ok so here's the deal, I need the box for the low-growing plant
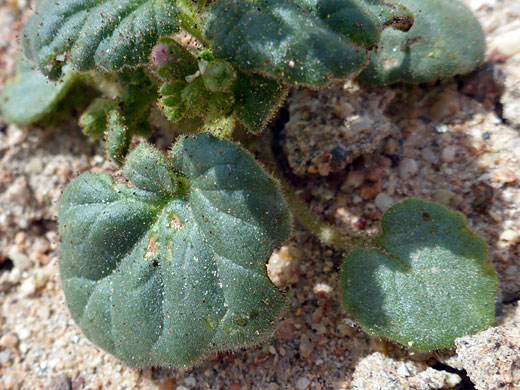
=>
[1,0,497,368]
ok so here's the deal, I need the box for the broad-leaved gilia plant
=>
[0,0,498,368]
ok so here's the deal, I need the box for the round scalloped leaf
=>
[22,0,180,78]
[340,199,497,351]
[0,56,78,125]
[357,0,485,84]
[58,134,291,367]
[204,0,413,86]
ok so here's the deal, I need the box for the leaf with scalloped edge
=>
[23,0,180,78]
[204,0,413,86]
[357,0,485,84]
[0,56,78,125]
[58,134,291,367]
[340,199,497,351]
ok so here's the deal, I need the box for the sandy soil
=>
[0,0,519,389]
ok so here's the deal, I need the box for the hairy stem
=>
[251,131,373,253]
[177,0,208,45]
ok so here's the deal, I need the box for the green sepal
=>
[202,60,237,93]
[0,55,78,125]
[357,0,486,84]
[201,114,236,139]
[58,133,291,368]
[182,77,212,117]
[159,80,188,123]
[153,38,199,80]
[23,0,180,78]
[79,98,117,139]
[105,108,130,166]
[340,199,498,351]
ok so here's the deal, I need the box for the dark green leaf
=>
[340,199,497,351]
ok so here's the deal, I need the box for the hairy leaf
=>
[23,0,180,78]
[0,56,78,125]
[205,0,413,86]
[340,199,497,351]
[58,134,291,367]
[232,71,287,133]
[357,0,485,84]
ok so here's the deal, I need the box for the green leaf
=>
[232,72,288,134]
[58,134,291,367]
[340,199,497,351]
[204,0,413,86]
[0,56,78,125]
[79,98,117,139]
[23,0,180,78]
[357,0,486,84]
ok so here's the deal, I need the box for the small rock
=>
[299,333,315,358]
[333,102,354,118]
[433,189,463,208]
[397,364,411,377]
[0,333,19,349]
[399,158,418,179]
[295,377,311,389]
[374,193,394,212]
[267,244,301,287]
[20,278,36,297]
[360,181,382,200]
[8,247,31,272]
[26,157,44,174]
[341,171,365,192]
[491,27,520,58]
[500,229,520,243]
[49,374,72,390]
[0,349,11,366]
[492,168,518,184]
[5,176,31,202]
[7,126,26,146]
[441,145,457,163]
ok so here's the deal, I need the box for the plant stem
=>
[177,0,208,45]
[251,132,373,253]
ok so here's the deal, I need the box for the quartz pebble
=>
[398,158,418,179]
[374,193,394,212]
[441,145,457,163]
[0,333,19,349]
[295,377,311,389]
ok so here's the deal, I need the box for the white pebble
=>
[0,333,19,348]
[441,145,457,163]
[500,229,520,243]
[26,157,44,174]
[8,247,32,272]
[17,328,31,341]
[296,376,311,389]
[20,279,36,297]
[349,118,371,132]
[397,364,410,377]
[492,27,520,58]
[399,158,418,179]
[0,349,11,365]
[374,193,394,212]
